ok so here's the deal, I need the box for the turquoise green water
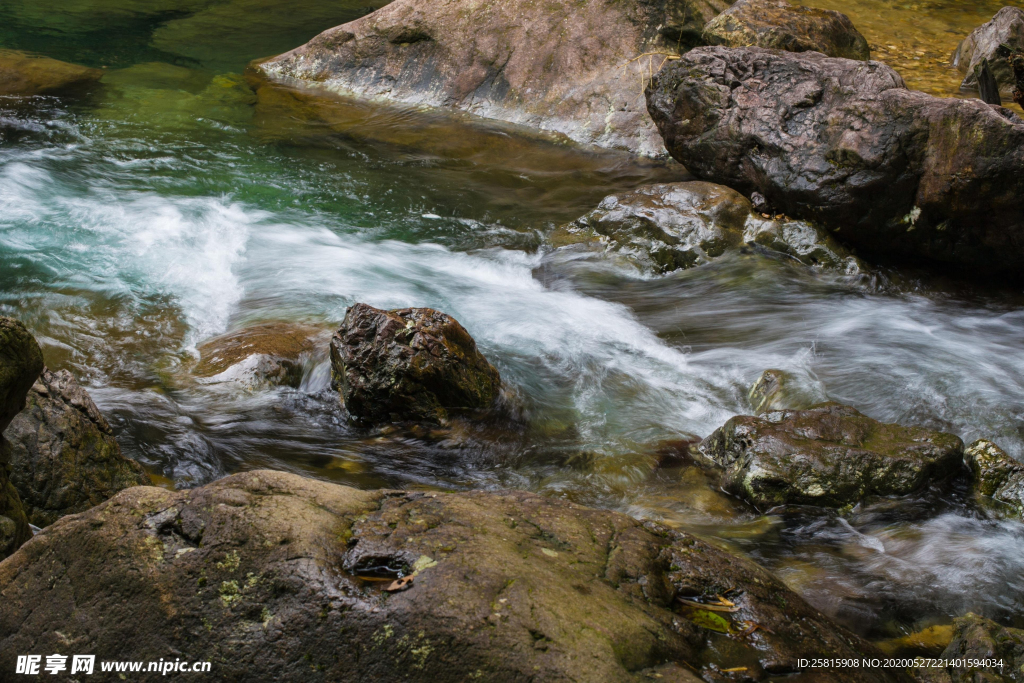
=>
[2,0,1024,644]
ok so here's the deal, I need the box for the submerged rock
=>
[551,181,860,274]
[0,470,905,682]
[646,47,1024,277]
[251,0,734,157]
[696,403,964,508]
[940,613,1024,683]
[964,439,1024,517]
[5,368,150,528]
[0,49,102,97]
[703,0,869,60]
[330,304,502,426]
[747,369,826,414]
[0,318,43,559]
[194,322,326,390]
[953,7,1024,98]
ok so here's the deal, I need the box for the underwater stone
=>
[703,0,870,60]
[0,49,102,97]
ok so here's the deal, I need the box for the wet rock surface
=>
[747,369,826,414]
[0,470,906,682]
[703,0,870,60]
[194,322,327,389]
[551,181,860,274]
[5,368,150,528]
[953,7,1024,98]
[939,613,1024,683]
[696,403,964,509]
[0,49,102,97]
[646,47,1024,277]
[0,318,43,560]
[252,0,734,157]
[330,304,502,426]
[964,439,1024,517]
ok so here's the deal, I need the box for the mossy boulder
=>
[964,439,1024,517]
[551,181,860,275]
[5,368,150,528]
[194,322,327,390]
[696,403,964,508]
[330,304,502,426]
[0,49,102,97]
[0,470,907,682]
[0,318,44,559]
[939,613,1024,683]
[703,0,870,60]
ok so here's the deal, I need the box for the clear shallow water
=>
[2,0,1024,644]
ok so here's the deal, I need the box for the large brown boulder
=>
[0,470,907,682]
[646,47,1024,277]
[0,49,102,97]
[5,368,150,528]
[330,304,502,426]
[551,181,860,274]
[953,7,1024,99]
[251,0,733,157]
[696,403,964,508]
[0,318,43,559]
[703,0,869,60]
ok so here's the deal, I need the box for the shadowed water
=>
[2,0,1023,645]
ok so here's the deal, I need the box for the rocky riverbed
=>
[1,0,1023,681]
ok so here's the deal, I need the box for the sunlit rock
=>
[0,49,102,97]
[953,7,1024,98]
[194,322,327,390]
[251,0,736,157]
[703,0,870,60]
[0,318,43,559]
[0,470,904,681]
[5,368,150,527]
[647,47,1024,278]
[696,402,964,508]
[551,181,860,274]
[330,304,502,426]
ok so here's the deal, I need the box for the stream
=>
[2,0,1023,645]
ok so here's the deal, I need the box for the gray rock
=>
[0,318,41,559]
[251,0,734,157]
[0,470,906,682]
[551,181,860,274]
[953,7,1024,98]
[703,0,870,60]
[696,402,964,508]
[5,368,150,527]
[646,47,1024,277]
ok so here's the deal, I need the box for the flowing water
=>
[2,0,1023,647]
